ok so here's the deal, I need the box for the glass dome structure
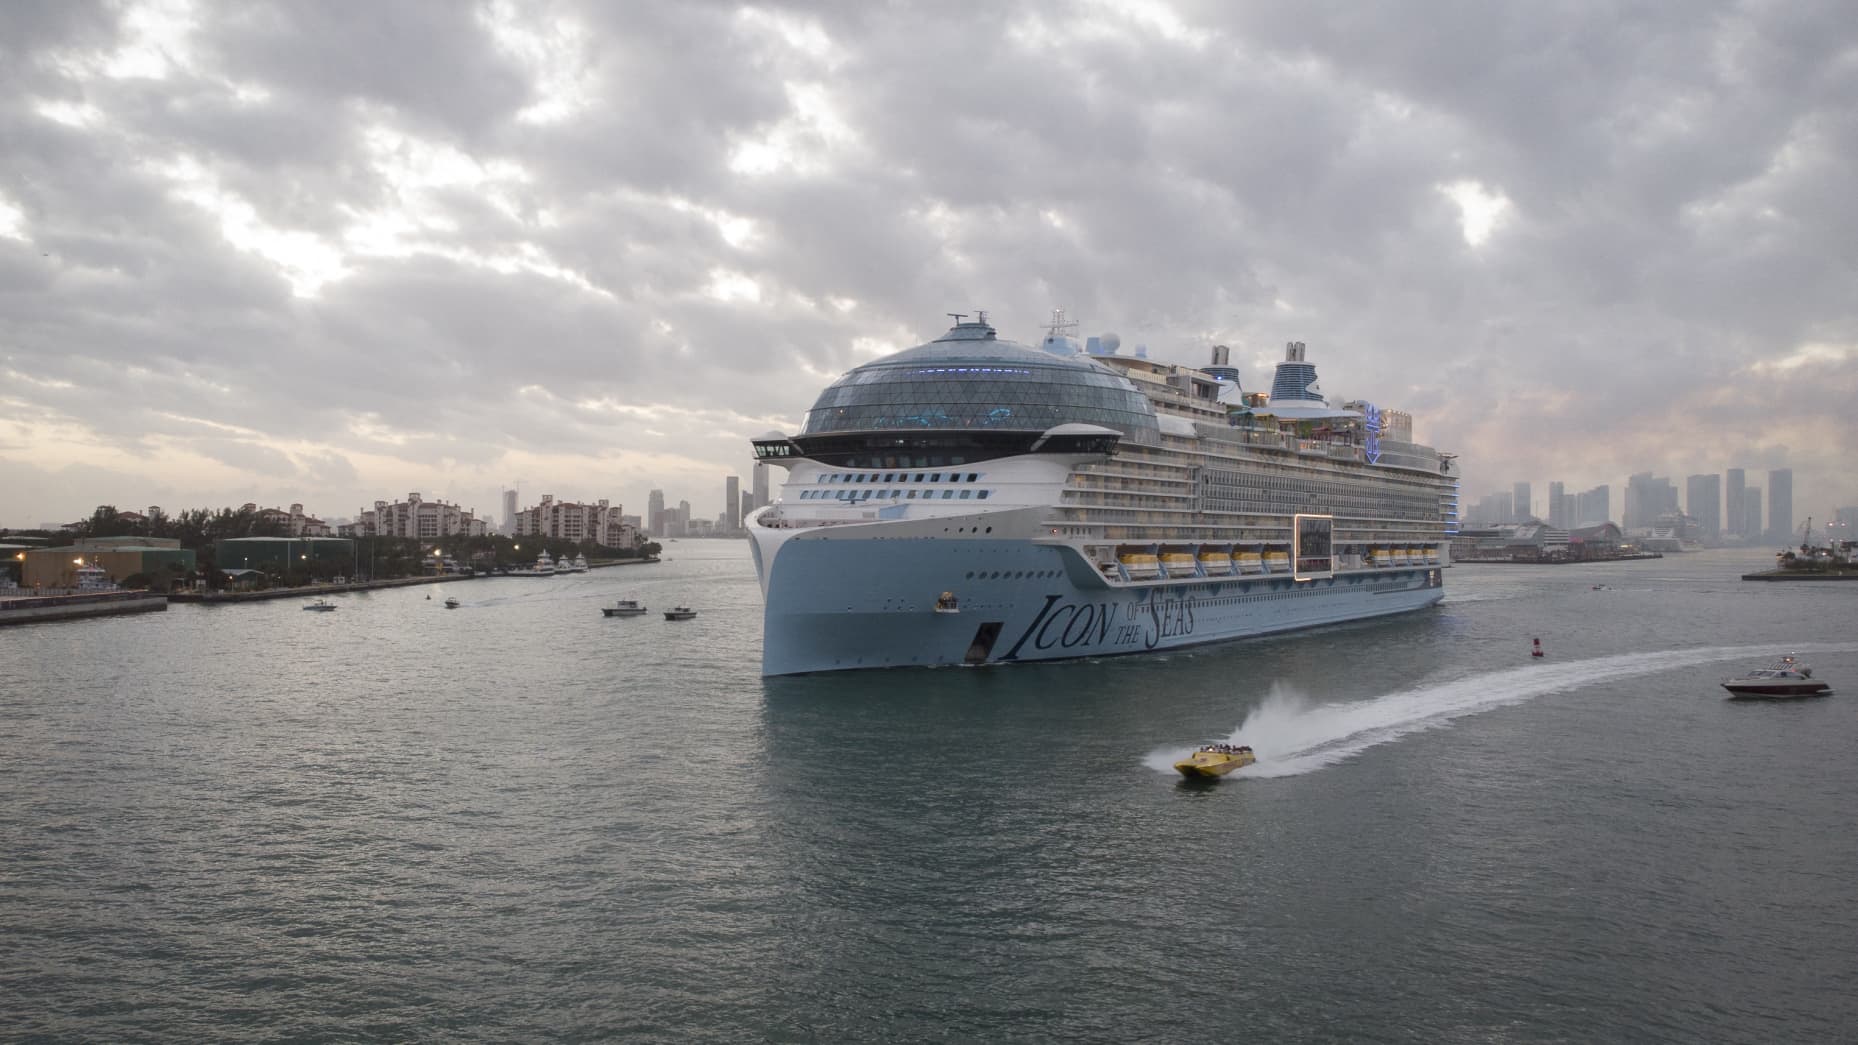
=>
[800,321,1160,444]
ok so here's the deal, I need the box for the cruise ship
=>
[746,313,1460,676]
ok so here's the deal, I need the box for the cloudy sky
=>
[3,0,1854,531]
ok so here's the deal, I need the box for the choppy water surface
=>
[3,547,1856,1042]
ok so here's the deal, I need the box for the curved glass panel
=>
[802,328,1160,444]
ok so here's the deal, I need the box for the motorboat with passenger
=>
[664,606,697,621]
[1721,655,1831,699]
[1174,743,1256,778]
[443,597,460,609]
[303,598,336,612]
[603,599,648,617]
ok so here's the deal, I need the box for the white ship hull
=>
[751,506,1444,675]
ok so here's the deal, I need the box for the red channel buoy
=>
[1531,637,1544,659]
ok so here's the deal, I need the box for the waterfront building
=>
[216,536,356,574]
[1686,474,1721,542]
[1743,487,1762,542]
[502,489,519,535]
[1548,482,1567,528]
[1568,522,1625,559]
[20,537,197,591]
[1450,524,1570,562]
[1512,482,1532,523]
[511,496,638,547]
[1768,469,1793,544]
[648,489,666,537]
[1726,468,1746,537]
[725,476,741,532]
[341,493,487,538]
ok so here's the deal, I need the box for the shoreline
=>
[1452,553,1665,565]
[0,590,168,626]
[169,556,661,603]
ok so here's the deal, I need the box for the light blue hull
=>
[757,537,1443,676]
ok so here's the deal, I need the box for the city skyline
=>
[1469,465,1840,545]
[4,3,1855,527]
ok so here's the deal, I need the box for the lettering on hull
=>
[999,594,1197,661]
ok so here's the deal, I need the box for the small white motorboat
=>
[1721,655,1831,699]
[603,599,648,617]
[303,598,336,612]
[663,606,697,621]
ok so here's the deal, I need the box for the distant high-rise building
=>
[1548,482,1566,527]
[648,489,666,537]
[1725,468,1746,537]
[752,462,770,512]
[1469,490,1513,528]
[1768,468,1793,544]
[1625,473,1678,531]
[1575,484,1611,527]
[677,499,692,538]
[725,475,741,530]
[1685,474,1721,542]
[501,489,518,535]
[1512,482,1532,523]
[1743,487,1762,543]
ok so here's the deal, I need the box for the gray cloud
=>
[1,0,1854,530]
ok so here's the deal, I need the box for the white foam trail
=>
[1146,643,1857,779]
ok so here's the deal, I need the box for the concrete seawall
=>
[0,591,169,626]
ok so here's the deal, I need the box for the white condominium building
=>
[342,492,488,538]
[511,495,639,547]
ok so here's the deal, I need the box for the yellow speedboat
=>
[1173,744,1256,778]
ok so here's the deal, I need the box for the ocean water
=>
[3,545,1855,1042]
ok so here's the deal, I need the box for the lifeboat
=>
[1118,551,1162,580]
[1263,549,1290,573]
[1198,549,1234,576]
[1174,743,1256,778]
[1161,551,1199,578]
[1392,547,1411,566]
[1373,547,1392,567]
[1234,550,1264,574]
[1424,546,1441,565]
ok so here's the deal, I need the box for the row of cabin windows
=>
[822,471,983,484]
[799,489,993,502]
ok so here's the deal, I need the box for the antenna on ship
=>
[1046,308,1078,337]
[975,309,989,327]
[947,312,968,325]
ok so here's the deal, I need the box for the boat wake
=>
[1146,643,1857,779]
